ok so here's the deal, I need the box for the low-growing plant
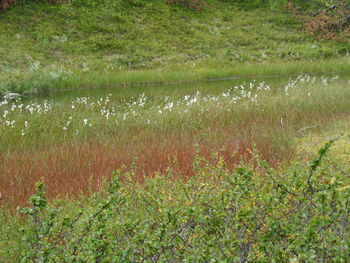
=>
[0,0,62,10]
[166,0,206,10]
[5,139,349,262]
[219,0,329,10]
[288,2,350,41]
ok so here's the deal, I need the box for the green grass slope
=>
[0,0,349,94]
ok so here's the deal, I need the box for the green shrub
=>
[7,139,350,262]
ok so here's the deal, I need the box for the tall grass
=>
[1,57,350,96]
[1,75,349,208]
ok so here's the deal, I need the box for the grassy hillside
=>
[0,0,349,94]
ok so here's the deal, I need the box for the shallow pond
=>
[25,74,325,104]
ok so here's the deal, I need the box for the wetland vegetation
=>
[1,0,350,262]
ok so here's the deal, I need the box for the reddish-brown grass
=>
[2,99,342,211]
[0,128,283,210]
[6,90,342,210]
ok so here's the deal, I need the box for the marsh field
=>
[1,0,350,262]
[0,74,349,207]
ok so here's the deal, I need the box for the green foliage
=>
[166,0,206,11]
[5,140,350,262]
[1,0,349,95]
[218,0,331,10]
[2,0,335,11]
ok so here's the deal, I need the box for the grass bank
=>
[1,57,350,95]
[1,0,349,95]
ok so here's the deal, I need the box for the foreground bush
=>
[2,139,350,262]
